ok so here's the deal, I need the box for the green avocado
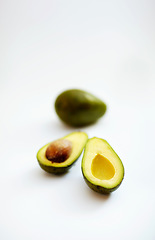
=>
[55,89,107,127]
[37,132,88,174]
[81,137,125,194]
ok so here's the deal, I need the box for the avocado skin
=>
[38,160,75,174]
[82,171,124,194]
[55,89,107,127]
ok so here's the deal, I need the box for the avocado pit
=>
[46,139,72,163]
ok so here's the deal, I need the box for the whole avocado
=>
[55,89,107,127]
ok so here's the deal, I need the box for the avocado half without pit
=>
[37,132,88,174]
[81,137,125,194]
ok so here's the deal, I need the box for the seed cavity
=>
[91,154,115,180]
[46,139,72,163]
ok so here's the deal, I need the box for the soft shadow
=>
[44,118,98,135]
[59,119,101,130]
[84,184,111,201]
[61,178,111,214]
[41,170,68,179]
[78,178,111,203]
[27,167,68,182]
[27,168,111,214]
[45,119,75,133]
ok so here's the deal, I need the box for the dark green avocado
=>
[55,89,107,127]
[37,132,88,174]
[81,137,124,194]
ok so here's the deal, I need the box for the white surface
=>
[0,0,155,240]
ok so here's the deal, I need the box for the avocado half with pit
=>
[81,137,125,194]
[55,89,107,127]
[37,132,88,174]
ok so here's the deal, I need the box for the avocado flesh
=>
[55,89,107,127]
[37,132,88,174]
[82,137,124,194]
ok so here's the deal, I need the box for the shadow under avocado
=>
[85,183,111,201]
[41,169,68,178]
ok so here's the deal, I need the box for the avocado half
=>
[81,137,125,194]
[55,89,107,127]
[37,132,88,174]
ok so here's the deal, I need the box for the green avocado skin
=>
[55,89,107,127]
[81,171,124,194]
[38,161,74,174]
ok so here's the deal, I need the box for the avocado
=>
[55,89,107,127]
[81,137,124,194]
[37,132,88,174]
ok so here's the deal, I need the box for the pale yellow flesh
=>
[37,132,88,167]
[82,138,124,189]
[91,154,115,180]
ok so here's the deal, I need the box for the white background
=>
[0,0,155,239]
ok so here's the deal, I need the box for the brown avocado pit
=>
[37,131,88,174]
[45,139,72,163]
